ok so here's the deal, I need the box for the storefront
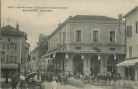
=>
[1,64,19,78]
[45,52,125,76]
[117,58,138,81]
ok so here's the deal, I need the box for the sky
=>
[1,0,138,51]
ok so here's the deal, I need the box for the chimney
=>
[16,22,19,31]
[118,14,123,20]
[69,16,72,18]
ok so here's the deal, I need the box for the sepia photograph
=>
[0,0,138,89]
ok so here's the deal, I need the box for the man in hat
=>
[11,73,19,89]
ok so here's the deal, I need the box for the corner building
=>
[46,15,126,75]
[0,24,29,76]
[117,6,138,81]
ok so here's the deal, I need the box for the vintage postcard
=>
[0,0,138,89]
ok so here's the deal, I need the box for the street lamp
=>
[53,53,55,58]
[98,55,101,60]
[65,53,68,59]
[114,54,117,61]
[81,55,84,60]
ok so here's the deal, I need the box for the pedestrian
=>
[18,72,28,89]
[118,74,121,80]
[61,74,64,85]
[42,80,47,89]
[5,73,9,84]
[51,78,58,89]
[11,73,19,89]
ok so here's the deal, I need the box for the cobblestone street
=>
[41,82,107,89]
[1,81,108,89]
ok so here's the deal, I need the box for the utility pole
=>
[0,0,2,88]
[0,0,1,28]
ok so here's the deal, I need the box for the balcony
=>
[47,42,126,54]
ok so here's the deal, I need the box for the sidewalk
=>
[42,81,107,89]
[84,85,109,89]
[0,81,108,89]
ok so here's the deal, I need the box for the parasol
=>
[26,72,37,79]
[26,72,37,85]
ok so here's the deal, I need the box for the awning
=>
[1,64,18,69]
[117,59,138,67]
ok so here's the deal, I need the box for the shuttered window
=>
[127,25,132,37]
[110,31,115,43]
[129,46,132,58]
[93,31,99,42]
[76,30,81,41]
[136,21,138,34]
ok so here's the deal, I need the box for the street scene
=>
[0,0,138,89]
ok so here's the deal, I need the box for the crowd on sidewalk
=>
[1,71,138,89]
[1,71,69,89]
[67,72,138,89]
[1,71,28,89]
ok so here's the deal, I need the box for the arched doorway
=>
[107,56,116,76]
[73,55,83,75]
[90,55,100,75]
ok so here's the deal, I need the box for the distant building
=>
[24,42,30,73]
[45,15,126,75]
[0,23,30,77]
[29,34,48,72]
[39,57,53,74]
[117,6,138,81]
[37,34,49,57]
[29,47,39,71]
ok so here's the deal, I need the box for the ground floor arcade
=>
[49,52,125,76]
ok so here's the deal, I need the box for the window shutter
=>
[136,21,138,34]
[127,25,132,37]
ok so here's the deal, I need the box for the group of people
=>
[10,72,27,89]
[42,72,70,85]
[70,72,122,86]
[10,71,122,89]
[10,71,61,89]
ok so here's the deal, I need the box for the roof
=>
[117,58,138,67]
[67,15,118,21]
[31,47,39,53]
[123,6,138,18]
[117,57,138,67]
[1,25,25,37]
[48,15,118,40]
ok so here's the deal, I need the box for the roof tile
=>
[68,15,118,21]
[1,25,25,37]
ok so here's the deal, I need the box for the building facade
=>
[117,6,138,81]
[29,47,39,71]
[24,42,30,73]
[45,15,126,76]
[0,24,29,77]
[39,57,53,74]
[29,34,48,72]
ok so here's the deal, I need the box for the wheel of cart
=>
[27,81,43,89]
[26,72,43,89]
